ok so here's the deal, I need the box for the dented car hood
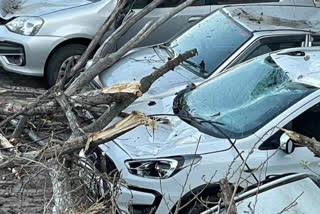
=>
[109,47,320,159]
[99,46,201,97]
[111,94,231,159]
[0,0,99,19]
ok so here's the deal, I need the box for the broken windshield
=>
[169,11,251,77]
[181,55,317,139]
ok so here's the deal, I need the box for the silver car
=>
[0,0,318,86]
[97,5,320,97]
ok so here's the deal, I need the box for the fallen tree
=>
[0,0,197,212]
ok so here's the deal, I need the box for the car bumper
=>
[0,25,63,76]
[98,143,184,214]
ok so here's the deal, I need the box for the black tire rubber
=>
[45,43,87,86]
[177,195,219,214]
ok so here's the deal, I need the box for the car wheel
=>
[45,43,87,86]
[177,194,219,214]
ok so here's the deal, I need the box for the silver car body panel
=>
[0,1,318,77]
[117,0,317,47]
[0,0,115,76]
[0,0,99,19]
[224,5,320,32]
[99,31,314,96]
[99,46,202,96]
[99,5,320,95]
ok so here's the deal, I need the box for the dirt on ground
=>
[0,69,48,89]
[0,69,52,213]
[0,168,52,214]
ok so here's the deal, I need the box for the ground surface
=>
[0,69,48,89]
[0,69,52,213]
[0,168,52,214]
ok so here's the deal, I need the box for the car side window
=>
[204,0,280,5]
[311,35,320,47]
[228,35,305,68]
[132,0,151,9]
[259,102,320,150]
[132,0,204,9]
[245,42,302,61]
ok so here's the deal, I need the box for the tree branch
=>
[280,128,320,157]
[219,179,237,214]
[67,0,129,79]
[66,0,195,95]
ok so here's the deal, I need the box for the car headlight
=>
[6,17,44,36]
[125,155,201,179]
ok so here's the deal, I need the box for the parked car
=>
[0,1,319,86]
[201,173,320,214]
[95,5,320,96]
[85,47,320,214]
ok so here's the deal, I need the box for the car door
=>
[116,0,211,48]
[235,34,307,65]
[311,34,320,47]
[257,96,320,176]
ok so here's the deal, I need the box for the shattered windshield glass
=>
[169,11,251,77]
[181,55,317,139]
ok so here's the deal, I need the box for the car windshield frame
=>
[166,10,252,78]
[175,55,318,139]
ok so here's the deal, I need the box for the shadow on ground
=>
[0,69,49,89]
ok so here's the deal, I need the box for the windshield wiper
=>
[184,59,207,74]
[158,44,175,57]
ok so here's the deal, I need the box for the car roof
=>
[270,47,320,88]
[223,5,320,33]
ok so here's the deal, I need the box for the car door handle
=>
[188,16,203,23]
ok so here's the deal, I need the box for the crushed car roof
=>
[271,47,320,88]
[224,5,320,32]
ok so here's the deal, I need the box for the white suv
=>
[86,47,320,214]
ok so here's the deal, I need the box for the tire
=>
[45,43,87,86]
[177,195,219,214]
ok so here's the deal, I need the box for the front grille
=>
[0,41,25,65]
[0,41,24,55]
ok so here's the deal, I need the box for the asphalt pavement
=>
[0,68,48,88]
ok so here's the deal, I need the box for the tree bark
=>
[66,0,196,95]
[219,179,237,214]
[280,128,320,157]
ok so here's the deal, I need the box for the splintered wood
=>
[85,111,156,151]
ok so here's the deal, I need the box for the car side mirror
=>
[280,133,295,154]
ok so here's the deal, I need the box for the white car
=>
[96,5,320,96]
[202,173,320,214]
[86,47,320,214]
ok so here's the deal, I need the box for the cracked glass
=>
[182,55,317,138]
